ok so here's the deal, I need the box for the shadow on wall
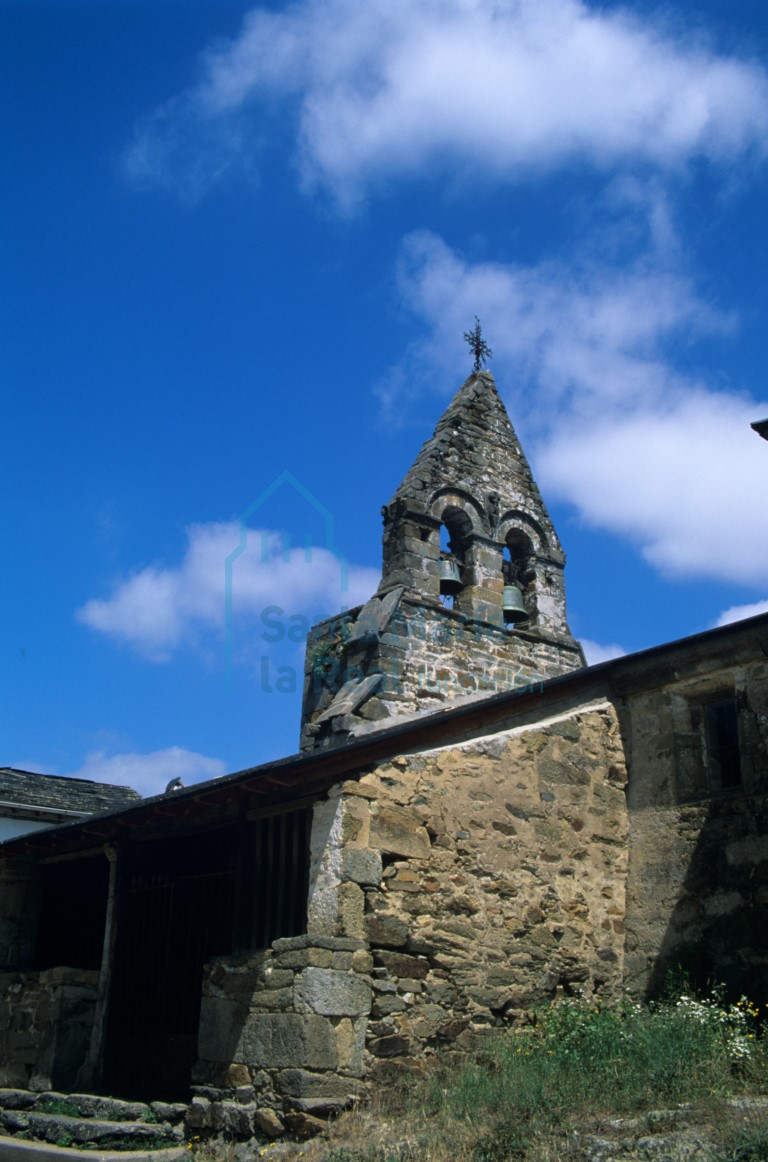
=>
[639,791,768,1005]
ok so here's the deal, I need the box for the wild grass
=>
[192,987,768,1161]
[437,991,763,1151]
[36,1096,81,1118]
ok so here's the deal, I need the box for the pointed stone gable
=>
[380,371,562,604]
[391,371,556,548]
[301,370,584,750]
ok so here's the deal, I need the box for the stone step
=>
[0,1089,188,1154]
[0,1139,186,1162]
[0,1089,187,1125]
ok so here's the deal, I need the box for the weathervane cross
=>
[464,316,493,373]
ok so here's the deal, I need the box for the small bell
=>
[503,583,528,624]
[439,557,463,596]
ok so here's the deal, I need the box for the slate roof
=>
[0,768,140,816]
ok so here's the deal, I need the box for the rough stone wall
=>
[301,597,583,750]
[0,967,98,1091]
[308,701,629,1076]
[623,656,768,1000]
[194,700,628,1120]
[626,796,768,1002]
[192,935,372,1137]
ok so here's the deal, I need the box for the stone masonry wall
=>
[308,701,628,1078]
[0,968,98,1091]
[623,655,768,1001]
[369,599,583,716]
[626,795,768,1003]
[301,597,583,749]
[193,700,628,1127]
[192,935,372,1139]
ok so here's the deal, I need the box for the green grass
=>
[449,1001,740,1113]
[37,1097,80,1118]
[412,990,766,1160]
[96,1132,179,1151]
[722,1122,768,1162]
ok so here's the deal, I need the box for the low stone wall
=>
[191,935,372,1138]
[0,967,98,1091]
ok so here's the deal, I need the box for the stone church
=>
[0,369,766,1138]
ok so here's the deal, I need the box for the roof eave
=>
[3,610,768,860]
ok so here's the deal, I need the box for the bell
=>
[503,583,528,624]
[439,558,463,596]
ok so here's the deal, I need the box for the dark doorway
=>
[37,854,109,972]
[103,809,311,1100]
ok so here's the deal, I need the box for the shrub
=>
[723,1121,768,1161]
[427,987,765,1160]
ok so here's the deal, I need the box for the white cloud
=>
[387,230,768,589]
[78,520,379,660]
[581,639,627,665]
[65,747,228,799]
[716,599,768,627]
[124,0,768,205]
[539,393,768,585]
[123,92,261,202]
[387,227,731,425]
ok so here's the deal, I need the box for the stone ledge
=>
[38,969,98,988]
[271,935,366,953]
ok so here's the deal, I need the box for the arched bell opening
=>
[439,506,472,610]
[502,531,536,626]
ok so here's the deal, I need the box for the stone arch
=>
[428,488,486,536]
[496,511,548,554]
[503,529,536,588]
[504,527,535,562]
[438,504,473,558]
[500,518,545,627]
[435,504,475,611]
[428,492,487,612]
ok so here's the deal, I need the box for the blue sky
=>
[3,0,768,797]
